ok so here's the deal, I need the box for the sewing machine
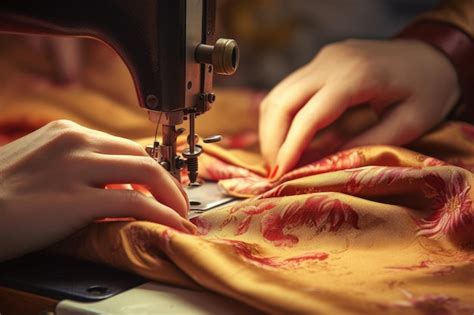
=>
[0,0,239,184]
[0,1,252,314]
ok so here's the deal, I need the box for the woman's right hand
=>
[0,120,194,261]
[259,39,460,178]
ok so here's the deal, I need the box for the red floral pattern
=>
[385,260,432,271]
[261,195,359,247]
[255,183,291,199]
[279,149,364,183]
[220,201,277,235]
[385,260,456,276]
[387,290,474,315]
[190,217,212,236]
[217,149,364,196]
[219,240,328,268]
[416,171,473,238]
[344,166,416,194]
[219,176,272,197]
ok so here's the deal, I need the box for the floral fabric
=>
[1,37,473,314]
[51,122,474,315]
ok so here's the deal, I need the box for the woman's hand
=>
[259,39,460,177]
[0,120,193,261]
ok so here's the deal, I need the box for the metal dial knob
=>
[195,38,240,75]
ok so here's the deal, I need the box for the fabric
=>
[1,38,474,314]
[52,122,474,315]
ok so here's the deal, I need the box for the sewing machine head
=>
[0,0,239,184]
[142,0,240,184]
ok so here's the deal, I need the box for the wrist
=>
[395,20,474,123]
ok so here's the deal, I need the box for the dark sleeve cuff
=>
[395,20,474,123]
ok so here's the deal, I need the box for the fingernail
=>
[269,164,279,180]
[180,219,198,235]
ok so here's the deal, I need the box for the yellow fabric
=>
[55,126,474,315]
[1,37,473,314]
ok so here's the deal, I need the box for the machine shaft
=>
[160,125,180,180]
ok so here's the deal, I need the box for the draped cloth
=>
[53,122,474,315]
[1,37,473,314]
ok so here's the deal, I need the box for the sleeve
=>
[395,0,474,123]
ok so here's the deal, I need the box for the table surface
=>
[57,282,260,314]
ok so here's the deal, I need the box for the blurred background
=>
[0,0,440,141]
[215,0,439,89]
[0,0,440,94]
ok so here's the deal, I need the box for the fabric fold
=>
[53,122,474,314]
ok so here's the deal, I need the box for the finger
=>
[49,120,148,156]
[83,155,188,217]
[169,175,190,215]
[273,86,352,177]
[263,63,314,101]
[76,124,148,156]
[259,75,324,167]
[90,189,196,234]
[259,64,317,165]
[87,133,148,156]
[341,100,424,149]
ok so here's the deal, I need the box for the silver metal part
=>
[147,111,185,182]
[186,182,236,219]
[145,143,160,160]
[182,112,202,184]
[189,112,196,152]
[160,125,182,180]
